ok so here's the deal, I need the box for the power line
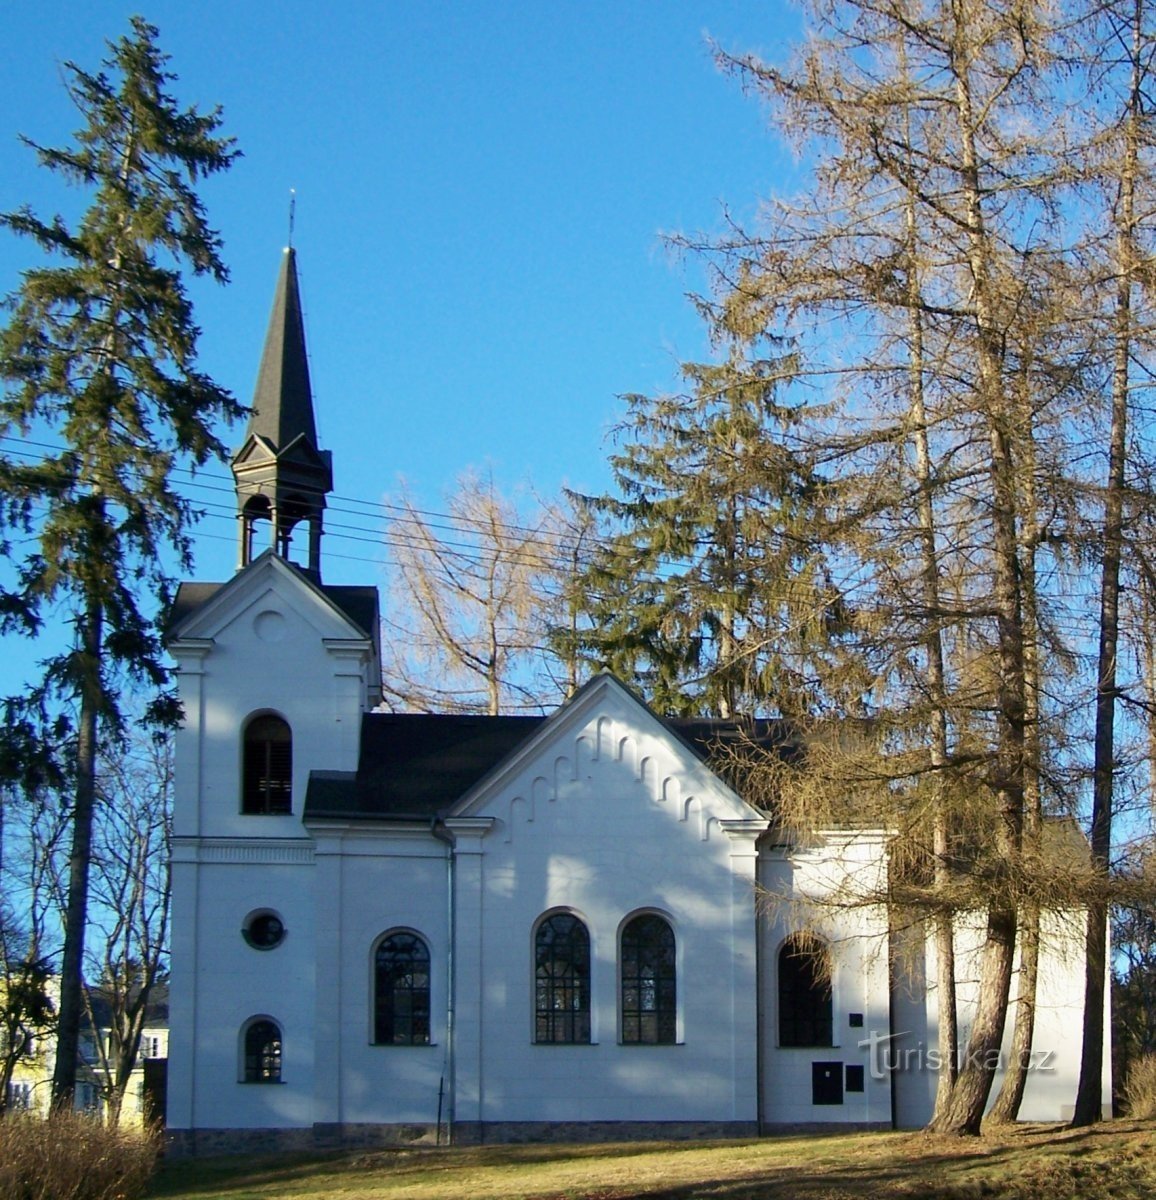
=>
[0,433,706,579]
[0,434,595,566]
[3,434,1114,627]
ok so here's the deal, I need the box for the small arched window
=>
[620,913,676,1044]
[242,714,292,814]
[778,934,833,1047]
[535,912,591,1044]
[374,932,431,1045]
[243,1018,282,1082]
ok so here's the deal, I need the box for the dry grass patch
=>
[1122,1054,1156,1119]
[149,1121,1156,1200]
[0,1110,159,1200]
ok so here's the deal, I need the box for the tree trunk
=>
[988,901,1039,1124]
[1073,0,1140,1129]
[52,597,103,1110]
[989,345,1046,1126]
[929,907,1018,1134]
[930,3,1026,1132]
[900,106,961,1114]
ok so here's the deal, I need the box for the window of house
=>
[620,913,676,1044]
[243,909,287,950]
[778,934,833,1047]
[374,932,431,1045]
[242,715,292,814]
[535,912,591,1044]
[243,1019,282,1082]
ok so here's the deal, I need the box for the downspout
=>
[430,817,455,1142]
[754,833,766,1135]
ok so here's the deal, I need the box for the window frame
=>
[619,911,677,1045]
[372,929,432,1046]
[777,933,834,1048]
[242,908,287,950]
[241,1017,283,1083]
[533,910,592,1045]
[241,712,293,815]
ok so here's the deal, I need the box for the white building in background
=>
[164,249,1109,1154]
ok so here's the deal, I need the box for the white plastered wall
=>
[944,910,1108,1123]
[453,676,768,1127]
[167,559,375,1133]
[308,825,450,1129]
[757,832,894,1127]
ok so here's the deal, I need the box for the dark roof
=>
[303,707,794,823]
[315,584,380,640]
[245,247,317,450]
[305,713,546,820]
[87,980,169,1029]
[167,582,225,632]
[669,716,795,762]
[166,572,380,640]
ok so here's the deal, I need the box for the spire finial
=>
[287,189,296,250]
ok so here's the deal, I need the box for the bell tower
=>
[232,247,333,577]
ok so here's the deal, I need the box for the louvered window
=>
[242,715,292,814]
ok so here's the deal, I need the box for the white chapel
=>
[164,250,1107,1152]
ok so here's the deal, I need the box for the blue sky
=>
[0,1,800,687]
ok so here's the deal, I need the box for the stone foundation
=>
[166,1122,440,1157]
[166,1127,319,1157]
[760,1121,891,1135]
[452,1119,759,1145]
[166,1119,763,1156]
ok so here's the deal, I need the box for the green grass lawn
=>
[148,1121,1156,1200]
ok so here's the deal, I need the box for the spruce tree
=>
[0,17,241,1105]
[569,336,848,720]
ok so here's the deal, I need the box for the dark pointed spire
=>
[246,246,317,450]
[233,247,333,577]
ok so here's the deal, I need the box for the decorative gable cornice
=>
[450,672,768,841]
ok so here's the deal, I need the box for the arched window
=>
[239,494,272,567]
[778,934,833,1047]
[535,912,591,1044]
[620,913,676,1044]
[243,1018,282,1082]
[374,932,431,1045]
[242,714,292,814]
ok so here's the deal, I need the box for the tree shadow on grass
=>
[149,1123,1156,1200]
[521,1124,1156,1200]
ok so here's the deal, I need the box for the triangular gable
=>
[232,431,330,474]
[274,432,330,471]
[230,433,278,468]
[167,550,370,646]
[449,672,766,836]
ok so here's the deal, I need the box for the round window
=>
[243,910,286,950]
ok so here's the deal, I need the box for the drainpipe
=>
[430,817,455,1142]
